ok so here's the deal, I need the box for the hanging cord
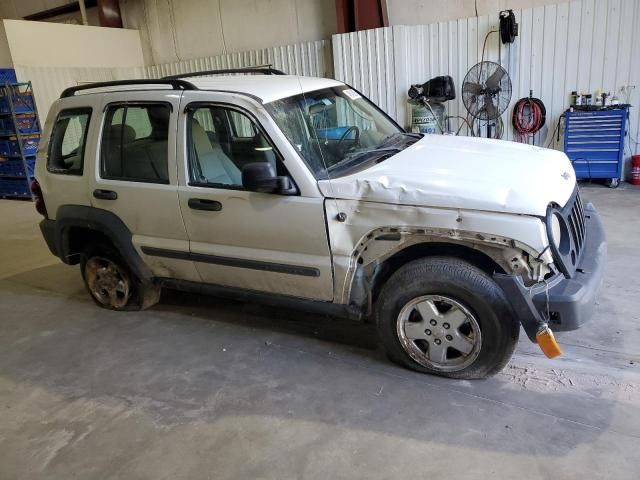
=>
[450,115,473,135]
[480,30,498,65]
[512,97,545,143]
[420,98,446,134]
[545,114,564,149]
[477,31,498,87]
[471,116,503,139]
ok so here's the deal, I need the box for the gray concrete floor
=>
[1,184,639,479]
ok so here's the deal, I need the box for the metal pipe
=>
[78,0,89,25]
[97,0,123,28]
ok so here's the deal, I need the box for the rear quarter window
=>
[47,108,92,175]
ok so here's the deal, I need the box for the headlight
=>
[550,213,562,248]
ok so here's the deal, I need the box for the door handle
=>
[93,189,118,200]
[188,198,222,211]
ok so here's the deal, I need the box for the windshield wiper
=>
[381,131,423,146]
[327,146,403,174]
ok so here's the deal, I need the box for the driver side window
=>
[47,108,91,175]
[187,105,284,189]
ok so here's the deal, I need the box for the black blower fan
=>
[462,61,512,122]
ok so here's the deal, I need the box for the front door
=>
[175,92,334,301]
[89,90,199,282]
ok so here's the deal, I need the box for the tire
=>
[80,242,160,311]
[375,256,519,379]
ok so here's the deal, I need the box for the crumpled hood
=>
[317,134,576,216]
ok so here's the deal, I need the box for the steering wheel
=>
[336,126,360,154]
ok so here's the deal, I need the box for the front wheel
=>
[375,256,519,379]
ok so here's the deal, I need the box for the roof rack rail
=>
[162,66,287,80]
[60,79,198,98]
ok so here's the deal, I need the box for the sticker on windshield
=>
[342,89,362,100]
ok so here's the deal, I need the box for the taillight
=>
[30,179,48,218]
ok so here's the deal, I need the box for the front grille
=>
[547,187,586,277]
[567,191,586,259]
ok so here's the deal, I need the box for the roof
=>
[185,75,344,103]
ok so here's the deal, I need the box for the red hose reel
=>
[512,96,546,143]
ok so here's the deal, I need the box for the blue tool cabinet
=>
[563,107,628,186]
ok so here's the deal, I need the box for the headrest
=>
[109,124,136,144]
[309,102,331,115]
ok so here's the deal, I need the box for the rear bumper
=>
[494,202,606,341]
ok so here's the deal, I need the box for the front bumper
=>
[494,202,606,342]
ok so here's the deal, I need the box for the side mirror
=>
[241,162,297,195]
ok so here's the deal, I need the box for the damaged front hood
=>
[318,134,576,216]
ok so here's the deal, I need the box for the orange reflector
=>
[536,327,562,359]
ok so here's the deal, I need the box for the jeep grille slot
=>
[569,192,586,255]
[546,187,586,278]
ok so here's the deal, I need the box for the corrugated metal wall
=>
[14,66,144,123]
[143,40,333,80]
[333,0,640,172]
[16,39,330,123]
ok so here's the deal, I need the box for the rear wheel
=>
[376,256,519,379]
[81,243,159,311]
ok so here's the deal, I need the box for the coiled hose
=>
[512,97,546,143]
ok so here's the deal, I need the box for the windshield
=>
[265,87,414,179]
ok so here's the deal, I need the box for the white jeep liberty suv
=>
[33,68,606,379]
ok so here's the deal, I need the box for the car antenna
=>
[294,75,344,222]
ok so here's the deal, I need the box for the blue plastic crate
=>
[0,93,35,113]
[0,177,31,198]
[0,69,17,84]
[0,158,35,177]
[0,134,39,156]
[0,115,39,135]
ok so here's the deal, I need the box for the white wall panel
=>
[333,0,640,176]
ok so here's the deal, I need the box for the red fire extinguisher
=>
[632,155,640,185]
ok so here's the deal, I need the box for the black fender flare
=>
[45,205,154,283]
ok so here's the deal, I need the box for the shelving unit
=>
[0,79,41,200]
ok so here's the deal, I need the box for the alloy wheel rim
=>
[397,295,482,372]
[85,257,130,309]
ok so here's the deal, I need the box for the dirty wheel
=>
[81,243,159,311]
[376,256,519,379]
[85,256,131,309]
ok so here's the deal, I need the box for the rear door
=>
[89,90,199,282]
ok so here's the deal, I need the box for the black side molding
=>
[141,246,321,278]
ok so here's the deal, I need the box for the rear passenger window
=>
[100,104,170,183]
[47,108,91,175]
